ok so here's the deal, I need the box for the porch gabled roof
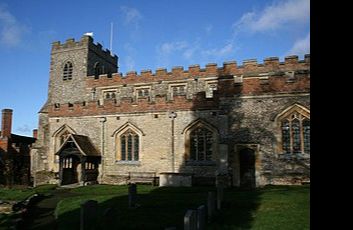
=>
[55,134,100,157]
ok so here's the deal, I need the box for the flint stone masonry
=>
[31,35,310,187]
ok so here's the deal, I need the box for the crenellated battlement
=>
[52,35,92,51]
[86,54,310,86]
[49,67,309,118]
[51,35,118,61]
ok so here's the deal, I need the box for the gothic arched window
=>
[120,129,139,161]
[63,61,73,81]
[190,127,213,161]
[277,105,310,154]
[183,120,218,164]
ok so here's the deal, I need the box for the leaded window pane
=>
[190,127,213,161]
[190,133,197,160]
[120,129,139,161]
[121,136,126,160]
[281,120,291,153]
[198,132,205,161]
[303,119,310,154]
[134,135,139,161]
[292,119,301,153]
[127,135,132,161]
[205,133,213,160]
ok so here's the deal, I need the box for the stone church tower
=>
[31,35,310,187]
[31,35,118,184]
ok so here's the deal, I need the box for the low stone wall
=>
[101,175,129,185]
[34,171,58,186]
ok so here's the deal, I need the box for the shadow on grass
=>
[55,185,262,230]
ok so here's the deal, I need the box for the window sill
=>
[185,161,216,166]
[116,161,141,166]
[278,153,310,160]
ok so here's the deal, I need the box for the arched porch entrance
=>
[56,134,101,186]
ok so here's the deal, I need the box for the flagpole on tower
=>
[110,22,113,55]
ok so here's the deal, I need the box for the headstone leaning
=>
[197,205,206,230]
[80,200,98,230]
[128,183,137,208]
[184,209,197,230]
[207,191,216,221]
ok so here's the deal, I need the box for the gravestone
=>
[80,200,98,230]
[184,209,197,230]
[128,183,137,208]
[217,186,224,210]
[197,205,206,230]
[102,207,116,228]
[207,191,216,221]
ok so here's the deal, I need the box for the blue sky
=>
[0,0,310,137]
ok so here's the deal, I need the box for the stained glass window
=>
[303,119,310,153]
[292,119,301,153]
[190,127,213,161]
[121,136,126,160]
[281,120,291,153]
[280,111,310,154]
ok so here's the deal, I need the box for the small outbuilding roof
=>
[55,134,100,157]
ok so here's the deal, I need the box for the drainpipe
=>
[99,117,107,181]
[168,111,177,172]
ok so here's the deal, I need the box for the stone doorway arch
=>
[239,148,256,188]
[231,144,260,188]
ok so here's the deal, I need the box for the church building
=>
[30,35,310,187]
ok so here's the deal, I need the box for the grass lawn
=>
[0,184,57,229]
[0,184,57,201]
[55,184,309,230]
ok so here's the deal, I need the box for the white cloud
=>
[287,33,310,55]
[158,41,188,55]
[123,43,136,71]
[156,39,236,67]
[0,4,28,47]
[202,43,234,58]
[234,0,310,33]
[183,45,199,60]
[120,6,142,29]
[125,56,136,72]
[156,41,189,67]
